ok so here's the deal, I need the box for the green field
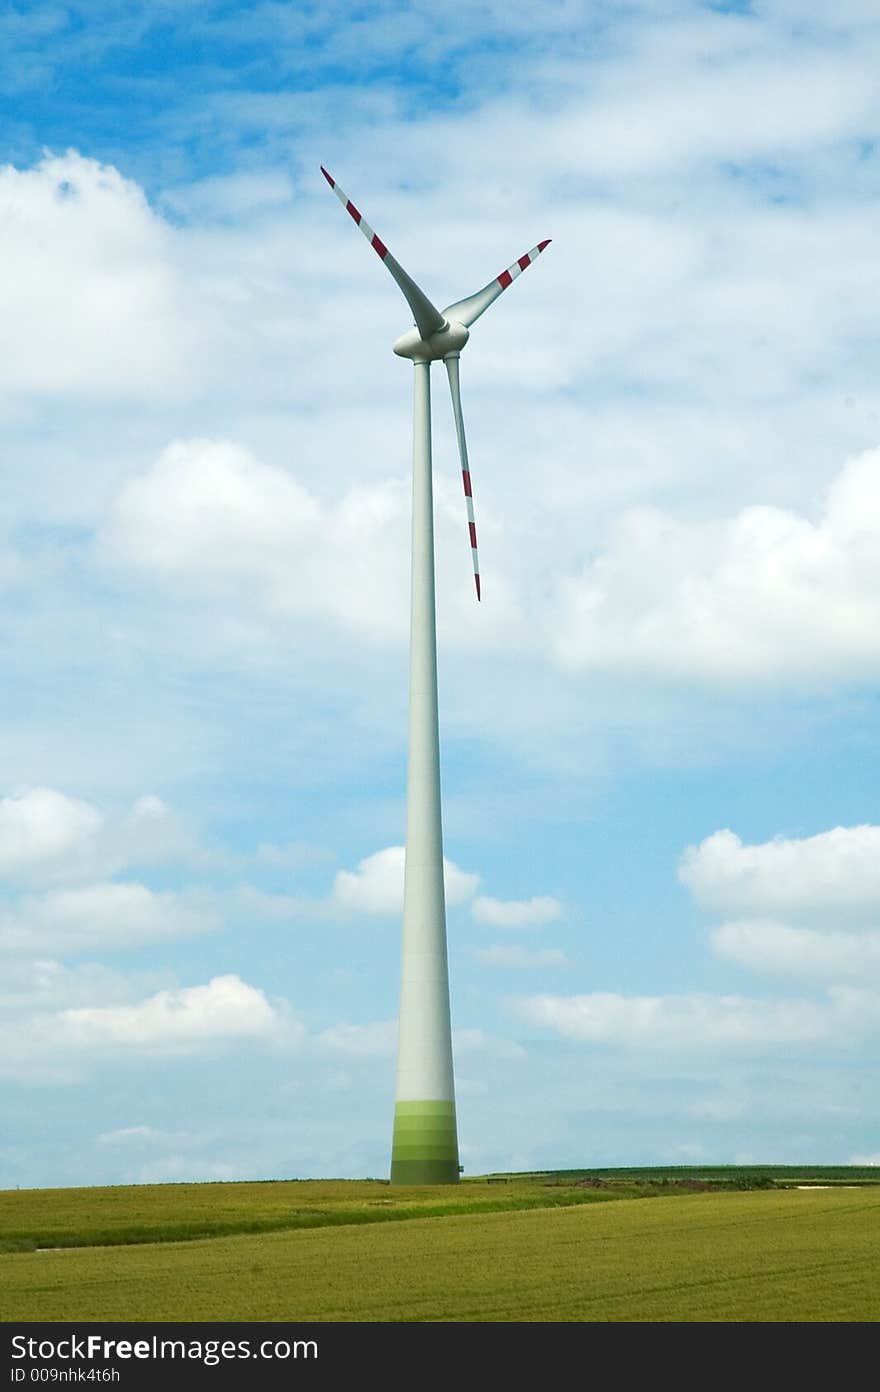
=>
[1,1172,878,1322]
[0,1177,638,1254]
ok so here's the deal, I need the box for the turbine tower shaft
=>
[391,360,460,1185]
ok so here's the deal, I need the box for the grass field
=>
[1,1170,878,1322]
[0,1177,636,1253]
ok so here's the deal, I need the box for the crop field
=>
[0,1176,643,1255]
[1,1172,878,1322]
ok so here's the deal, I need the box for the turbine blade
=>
[443,239,551,329]
[320,166,446,341]
[445,355,481,602]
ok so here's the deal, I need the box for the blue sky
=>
[3,0,880,1187]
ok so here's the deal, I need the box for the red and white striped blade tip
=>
[496,240,551,288]
[321,166,388,256]
[464,490,480,602]
[443,238,552,329]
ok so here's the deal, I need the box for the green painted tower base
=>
[390,1100,460,1185]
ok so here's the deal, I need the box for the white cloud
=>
[545,48,877,179]
[0,787,205,886]
[475,945,568,969]
[61,974,287,1051]
[331,845,478,916]
[513,987,877,1050]
[551,450,880,685]
[712,920,880,982]
[680,824,880,917]
[0,152,197,400]
[101,437,412,643]
[471,894,563,927]
[0,972,295,1082]
[0,787,103,881]
[0,881,219,956]
[849,1152,880,1166]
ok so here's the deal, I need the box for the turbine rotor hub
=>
[393,319,469,362]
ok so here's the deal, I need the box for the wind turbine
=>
[321,166,550,1184]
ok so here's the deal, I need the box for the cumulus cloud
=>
[101,437,411,642]
[331,845,478,916]
[711,920,880,982]
[0,881,220,956]
[552,450,880,686]
[0,973,296,1082]
[475,945,568,968]
[0,787,103,881]
[0,787,204,886]
[683,822,880,991]
[680,824,880,917]
[471,895,563,928]
[61,974,287,1051]
[513,987,877,1051]
[0,152,196,399]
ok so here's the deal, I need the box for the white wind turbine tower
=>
[321,166,550,1184]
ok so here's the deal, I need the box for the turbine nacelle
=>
[393,319,469,362]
